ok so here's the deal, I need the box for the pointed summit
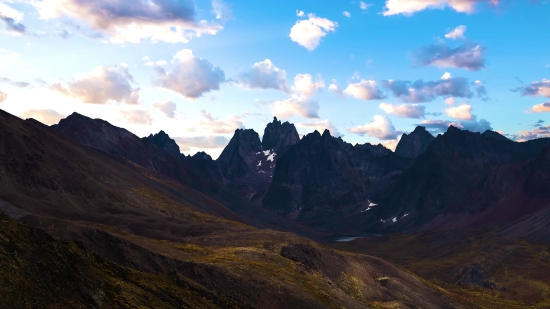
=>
[395,126,435,159]
[262,117,300,155]
[145,130,181,157]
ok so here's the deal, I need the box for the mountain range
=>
[1,108,550,308]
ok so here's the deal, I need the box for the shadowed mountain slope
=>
[0,109,462,308]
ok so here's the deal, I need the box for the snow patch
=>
[257,161,262,167]
[258,170,266,174]
[368,200,378,207]
[263,150,271,156]
[392,217,397,223]
[267,152,276,162]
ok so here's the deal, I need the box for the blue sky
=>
[0,0,549,158]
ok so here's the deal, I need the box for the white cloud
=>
[383,77,473,103]
[236,59,288,92]
[0,89,6,103]
[441,72,452,80]
[379,102,426,118]
[291,73,324,96]
[289,13,337,51]
[445,97,456,105]
[0,2,28,35]
[153,100,177,118]
[272,95,319,119]
[412,42,486,71]
[296,10,305,17]
[519,79,550,98]
[527,102,550,113]
[344,79,385,100]
[383,0,499,16]
[154,49,225,99]
[343,11,351,17]
[360,2,372,10]
[328,79,344,96]
[50,64,140,104]
[348,115,402,140]
[32,0,224,43]
[174,135,229,152]
[119,109,152,125]
[445,104,473,120]
[297,119,340,137]
[20,109,65,125]
[195,110,244,133]
[445,25,467,40]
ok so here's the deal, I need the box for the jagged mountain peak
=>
[145,130,181,157]
[395,126,435,159]
[262,117,300,154]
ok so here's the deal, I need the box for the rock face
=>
[395,126,435,159]
[145,130,181,157]
[217,129,262,181]
[373,126,550,233]
[262,117,300,154]
[216,118,301,202]
[262,129,411,229]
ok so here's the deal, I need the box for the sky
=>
[0,0,549,158]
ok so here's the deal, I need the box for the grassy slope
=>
[331,230,550,309]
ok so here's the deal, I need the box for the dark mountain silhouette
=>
[395,126,435,159]
[262,129,412,230]
[145,130,182,157]
[0,109,461,308]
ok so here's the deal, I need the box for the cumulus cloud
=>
[0,89,7,103]
[379,102,426,118]
[445,97,456,105]
[419,118,492,133]
[297,119,341,137]
[343,11,351,17]
[154,49,225,99]
[445,104,473,120]
[51,64,140,104]
[145,59,167,67]
[174,135,229,152]
[344,79,385,100]
[348,115,402,140]
[20,109,65,125]
[328,79,344,96]
[527,102,550,113]
[412,42,486,71]
[195,110,244,134]
[383,0,499,16]
[32,0,224,43]
[0,3,28,35]
[153,100,176,118]
[289,13,337,51]
[296,10,305,17]
[119,109,152,125]
[272,95,319,119]
[383,77,473,103]
[360,2,372,10]
[291,74,324,96]
[236,59,288,92]
[511,125,550,142]
[517,79,550,98]
[445,25,467,40]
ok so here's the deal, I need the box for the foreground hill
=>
[0,109,462,307]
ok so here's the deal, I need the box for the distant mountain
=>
[145,130,182,157]
[372,126,550,233]
[395,126,435,159]
[216,117,301,202]
[262,129,411,229]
